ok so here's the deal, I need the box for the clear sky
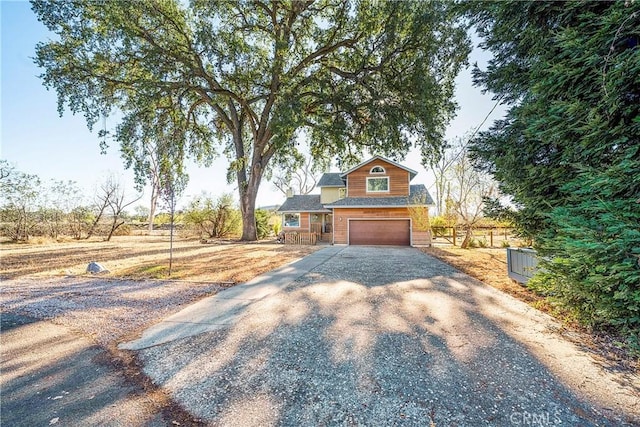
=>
[1,1,505,210]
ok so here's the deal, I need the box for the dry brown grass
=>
[421,245,551,309]
[0,235,321,283]
[421,244,639,372]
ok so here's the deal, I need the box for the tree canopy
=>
[32,0,470,240]
[466,1,640,347]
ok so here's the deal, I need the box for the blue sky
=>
[1,1,505,210]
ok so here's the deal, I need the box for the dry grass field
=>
[0,236,320,283]
[1,236,636,371]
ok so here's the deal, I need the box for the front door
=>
[324,214,333,233]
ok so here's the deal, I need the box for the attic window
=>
[370,166,385,174]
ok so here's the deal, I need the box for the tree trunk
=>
[106,219,124,241]
[239,181,259,241]
[460,228,473,249]
[168,193,175,277]
[148,181,158,233]
[238,150,269,241]
[86,204,106,239]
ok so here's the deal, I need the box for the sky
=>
[1,1,506,211]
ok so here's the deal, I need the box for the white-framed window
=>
[370,165,386,174]
[283,213,300,227]
[367,176,389,192]
[338,188,347,199]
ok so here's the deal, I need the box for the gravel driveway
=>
[0,277,228,426]
[134,246,639,426]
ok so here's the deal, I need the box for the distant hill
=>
[258,204,280,212]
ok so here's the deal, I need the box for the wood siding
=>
[411,229,432,246]
[346,159,409,197]
[332,207,431,246]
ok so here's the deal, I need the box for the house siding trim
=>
[340,155,418,180]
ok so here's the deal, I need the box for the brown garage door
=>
[349,220,410,246]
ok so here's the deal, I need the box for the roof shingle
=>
[324,184,434,208]
[317,173,345,187]
[277,195,330,213]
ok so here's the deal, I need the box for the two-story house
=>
[277,155,434,246]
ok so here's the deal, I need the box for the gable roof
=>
[409,184,435,205]
[276,195,331,213]
[340,155,418,181]
[317,173,345,188]
[324,184,434,208]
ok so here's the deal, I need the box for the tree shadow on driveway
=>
[0,313,166,427]
[136,247,640,426]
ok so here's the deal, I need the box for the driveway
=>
[0,313,166,426]
[123,246,639,426]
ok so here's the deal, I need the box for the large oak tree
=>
[32,0,469,240]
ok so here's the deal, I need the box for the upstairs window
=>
[338,188,347,199]
[367,177,389,192]
[370,166,386,174]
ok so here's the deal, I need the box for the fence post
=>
[490,229,494,247]
[453,227,456,246]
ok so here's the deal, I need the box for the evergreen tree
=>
[466,1,640,347]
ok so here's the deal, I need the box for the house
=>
[277,155,434,246]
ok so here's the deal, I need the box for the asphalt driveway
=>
[124,246,639,426]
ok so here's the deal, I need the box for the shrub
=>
[255,209,270,239]
[528,164,640,353]
[183,193,241,239]
[113,224,131,236]
[272,220,282,237]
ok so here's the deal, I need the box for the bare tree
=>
[122,137,163,233]
[447,150,499,248]
[87,175,142,241]
[424,136,467,216]
[86,179,117,239]
[105,178,143,241]
[157,165,188,277]
[272,155,320,196]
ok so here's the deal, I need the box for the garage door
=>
[349,220,410,246]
